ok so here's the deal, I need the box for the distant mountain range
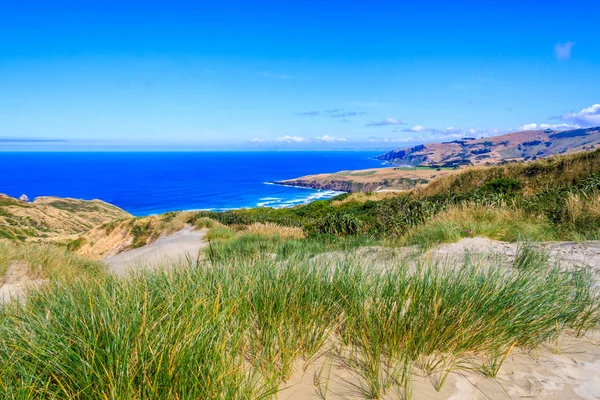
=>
[376,127,600,168]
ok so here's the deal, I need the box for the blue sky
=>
[1,0,599,151]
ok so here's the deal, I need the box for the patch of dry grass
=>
[243,222,305,239]
[566,192,600,225]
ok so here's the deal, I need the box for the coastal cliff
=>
[276,177,425,192]
[275,167,446,193]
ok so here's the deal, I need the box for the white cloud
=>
[251,138,268,143]
[409,125,426,132]
[518,123,580,131]
[275,135,309,143]
[368,136,414,143]
[563,104,600,126]
[520,123,540,131]
[554,41,575,60]
[366,117,403,127]
[316,135,346,142]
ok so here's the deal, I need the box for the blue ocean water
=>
[0,152,384,216]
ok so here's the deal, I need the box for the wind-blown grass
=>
[0,240,104,281]
[205,230,380,264]
[0,249,598,399]
[402,203,557,247]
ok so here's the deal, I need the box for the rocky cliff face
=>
[275,177,427,193]
[375,145,429,165]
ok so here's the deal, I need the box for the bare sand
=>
[0,261,46,303]
[280,332,600,399]
[103,226,208,275]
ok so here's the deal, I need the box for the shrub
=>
[191,217,223,230]
[480,177,522,195]
[66,237,86,252]
[314,213,363,236]
[130,221,152,248]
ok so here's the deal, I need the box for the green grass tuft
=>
[0,249,597,398]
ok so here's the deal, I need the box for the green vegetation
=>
[402,204,556,246]
[188,149,600,245]
[0,240,104,282]
[1,150,600,398]
[206,231,378,264]
[47,200,102,213]
[0,247,597,398]
[66,237,86,252]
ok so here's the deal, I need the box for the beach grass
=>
[402,203,558,247]
[0,247,598,399]
[0,240,105,281]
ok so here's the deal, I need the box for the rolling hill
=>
[376,126,600,167]
[0,194,131,243]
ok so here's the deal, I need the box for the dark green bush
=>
[480,177,522,195]
[314,213,363,236]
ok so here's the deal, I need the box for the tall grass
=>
[403,203,557,247]
[242,222,305,239]
[0,240,104,281]
[0,249,598,398]
[205,229,380,264]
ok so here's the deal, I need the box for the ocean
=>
[0,152,384,216]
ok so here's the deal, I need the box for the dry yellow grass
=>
[566,192,600,225]
[243,222,305,239]
[0,194,131,243]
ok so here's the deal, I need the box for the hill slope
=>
[0,194,131,243]
[376,126,600,167]
[276,166,453,192]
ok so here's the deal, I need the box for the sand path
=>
[103,226,208,275]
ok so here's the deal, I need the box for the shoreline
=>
[136,185,346,217]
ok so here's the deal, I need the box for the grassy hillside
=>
[376,126,600,168]
[191,149,600,244]
[0,194,131,243]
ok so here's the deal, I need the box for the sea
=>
[0,152,385,216]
